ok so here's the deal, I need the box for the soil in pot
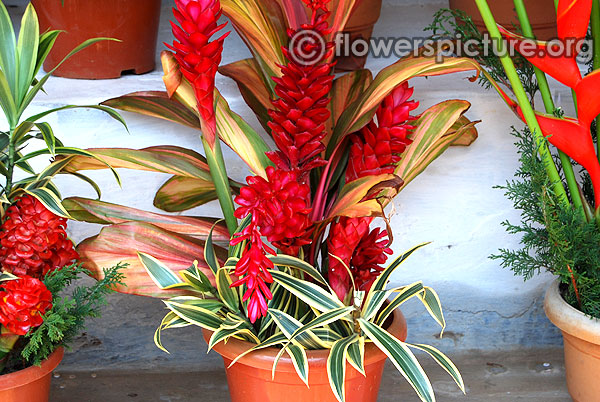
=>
[203,308,406,402]
[544,280,600,402]
[449,0,557,41]
[31,0,161,79]
[0,347,64,402]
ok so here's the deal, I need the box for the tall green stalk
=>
[513,0,585,217]
[474,0,570,208]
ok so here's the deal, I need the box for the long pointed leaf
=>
[327,335,358,402]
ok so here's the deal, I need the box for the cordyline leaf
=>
[154,175,218,213]
[328,57,481,156]
[394,100,475,191]
[327,0,357,45]
[61,145,212,181]
[219,58,273,131]
[448,115,479,146]
[221,0,287,83]
[326,174,404,220]
[63,196,230,241]
[101,91,202,129]
[498,25,582,88]
[78,222,227,298]
[327,69,373,144]
[276,0,308,29]
[215,90,273,178]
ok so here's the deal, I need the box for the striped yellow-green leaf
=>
[204,221,223,275]
[286,342,309,387]
[327,334,359,402]
[270,270,345,312]
[0,271,16,282]
[368,243,429,296]
[22,187,72,219]
[287,306,354,348]
[153,175,218,213]
[180,268,215,294]
[408,343,465,393]
[228,332,289,368]
[154,311,192,353]
[216,268,239,312]
[419,286,446,334]
[268,254,329,287]
[208,326,260,350]
[0,2,17,103]
[361,289,396,322]
[346,336,365,376]
[137,252,183,289]
[268,308,329,350]
[164,300,224,331]
[167,296,223,312]
[358,318,435,402]
[375,282,424,326]
[15,3,38,109]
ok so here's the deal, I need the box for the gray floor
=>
[50,348,570,401]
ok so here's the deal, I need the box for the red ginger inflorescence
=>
[267,10,335,177]
[167,0,229,145]
[328,82,417,301]
[231,167,314,323]
[0,276,52,336]
[0,195,79,279]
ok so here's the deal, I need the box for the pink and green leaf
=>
[153,176,218,212]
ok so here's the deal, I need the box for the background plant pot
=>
[334,0,383,71]
[544,280,600,402]
[202,308,406,402]
[0,347,64,402]
[448,0,557,41]
[31,0,161,79]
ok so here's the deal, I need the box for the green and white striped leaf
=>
[346,336,366,376]
[268,254,329,287]
[14,4,38,107]
[268,308,329,350]
[408,343,465,393]
[204,221,222,274]
[376,282,424,326]
[328,335,359,402]
[286,342,309,387]
[154,311,192,353]
[361,289,395,321]
[164,300,224,331]
[216,268,239,312]
[287,306,354,347]
[270,270,345,312]
[137,252,183,289]
[228,332,289,368]
[22,187,72,219]
[166,296,223,312]
[419,286,446,333]
[208,326,260,350]
[358,318,435,402]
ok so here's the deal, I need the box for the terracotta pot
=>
[0,347,64,402]
[544,280,600,402]
[448,0,557,41]
[334,0,383,71]
[31,0,161,79]
[202,308,406,402]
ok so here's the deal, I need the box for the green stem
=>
[513,0,585,217]
[475,0,570,208]
[5,126,15,198]
[201,137,238,235]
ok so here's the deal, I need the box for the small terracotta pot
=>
[448,0,557,41]
[203,308,406,402]
[334,0,383,71]
[0,347,64,402]
[544,280,600,402]
[31,0,161,79]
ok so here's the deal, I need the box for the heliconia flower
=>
[267,11,335,176]
[0,276,52,336]
[167,0,230,146]
[346,82,417,182]
[0,196,79,279]
[327,217,392,300]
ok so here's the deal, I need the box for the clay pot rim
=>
[0,347,64,391]
[202,308,406,374]
[544,279,600,345]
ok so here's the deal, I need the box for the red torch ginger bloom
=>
[351,227,393,292]
[231,166,314,322]
[267,9,335,177]
[0,276,52,336]
[302,0,331,12]
[167,0,229,146]
[0,195,79,279]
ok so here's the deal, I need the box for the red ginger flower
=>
[327,217,392,301]
[0,196,78,279]
[167,0,229,146]
[231,167,314,322]
[346,82,417,182]
[302,0,331,12]
[267,11,335,177]
[0,276,52,336]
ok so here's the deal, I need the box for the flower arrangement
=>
[55,0,489,400]
[0,2,123,375]
[470,0,600,318]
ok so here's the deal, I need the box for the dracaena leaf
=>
[78,222,227,298]
[154,175,218,213]
[63,196,230,241]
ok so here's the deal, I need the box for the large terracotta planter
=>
[0,347,64,402]
[203,308,406,402]
[334,0,383,71]
[31,0,161,79]
[544,280,600,402]
[449,0,557,41]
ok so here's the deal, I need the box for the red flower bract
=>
[0,276,52,336]
[0,195,79,279]
[167,0,229,146]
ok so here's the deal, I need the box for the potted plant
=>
[0,3,125,401]
[53,0,485,400]
[472,0,600,400]
[31,0,162,79]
